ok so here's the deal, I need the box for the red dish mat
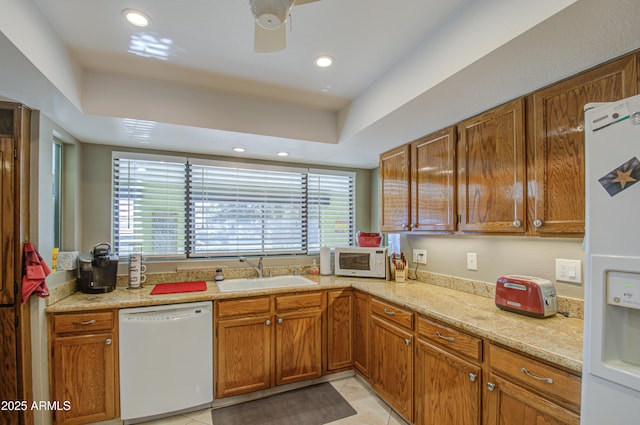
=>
[150,281,207,295]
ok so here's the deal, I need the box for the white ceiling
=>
[1,0,640,168]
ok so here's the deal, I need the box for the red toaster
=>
[495,275,558,318]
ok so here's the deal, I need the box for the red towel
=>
[150,281,207,295]
[22,242,51,303]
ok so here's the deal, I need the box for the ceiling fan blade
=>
[294,0,321,5]
[254,23,286,53]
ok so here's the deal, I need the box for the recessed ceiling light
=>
[233,147,246,153]
[122,9,151,27]
[314,55,334,68]
[277,152,289,157]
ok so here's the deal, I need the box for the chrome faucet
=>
[238,256,264,278]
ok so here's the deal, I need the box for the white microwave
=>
[334,246,389,278]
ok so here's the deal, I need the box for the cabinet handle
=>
[533,219,543,227]
[72,319,96,325]
[436,331,455,342]
[105,338,112,345]
[521,367,554,384]
[277,318,284,324]
[469,373,477,382]
[265,320,271,326]
[383,308,396,316]
[404,339,411,346]
[513,220,521,228]
[486,382,496,392]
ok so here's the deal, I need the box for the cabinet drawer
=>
[371,298,414,330]
[52,311,114,334]
[276,292,322,311]
[418,317,482,362]
[489,344,581,407]
[217,296,271,318]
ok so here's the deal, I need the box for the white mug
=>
[128,254,147,288]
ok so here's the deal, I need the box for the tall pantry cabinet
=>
[0,101,31,425]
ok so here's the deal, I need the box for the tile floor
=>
[138,376,409,425]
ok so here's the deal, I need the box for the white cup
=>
[128,254,147,288]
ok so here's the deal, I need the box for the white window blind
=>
[112,153,187,257]
[307,171,355,250]
[189,162,307,256]
[112,154,356,257]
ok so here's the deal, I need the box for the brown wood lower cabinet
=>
[326,289,354,372]
[353,290,370,377]
[49,310,119,425]
[415,341,482,425]
[215,292,323,398]
[485,344,581,425]
[414,317,483,425]
[370,298,414,422]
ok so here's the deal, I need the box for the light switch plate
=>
[555,259,582,283]
[413,249,427,264]
[467,253,478,271]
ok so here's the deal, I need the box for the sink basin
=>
[216,275,318,293]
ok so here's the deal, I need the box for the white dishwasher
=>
[119,301,213,423]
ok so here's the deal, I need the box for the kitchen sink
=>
[215,275,318,293]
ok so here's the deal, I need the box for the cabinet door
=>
[51,332,117,425]
[380,145,411,232]
[353,290,370,378]
[0,307,18,425]
[411,127,457,232]
[458,99,526,233]
[0,132,15,305]
[485,374,580,425]
[415,340,481,425]
[216,315,272,398]
[275,309,322,386]
[529,54,639,236]
[327,290,353,371]
[371,316,413,421]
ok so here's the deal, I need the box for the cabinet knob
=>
[401,224,409,229]
[265,320,271,326]
[404,339,411,346]
[486,382,496,392]
[277,318,284,324]
[469,373,477,382]
[513,220,521,228]
[409,223,416,229]
[105,338,112,345]
[533,219,543,227]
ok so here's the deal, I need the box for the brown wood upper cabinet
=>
[380,145,411,232]
[457,98,526,233]
[411,127,457,232]
[527,54,639,236]
[380,127,457,233]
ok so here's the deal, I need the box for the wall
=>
[30,111,83,425]
[370,168,585,299]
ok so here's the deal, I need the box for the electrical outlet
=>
[467,253,478,271]
[555,259,582,283]
[413,249,427,264]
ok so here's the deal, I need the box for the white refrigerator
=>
[582,95,640,424]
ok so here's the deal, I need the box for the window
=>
[112,153,187,257]
[112,153,355,258]
[52,140,63,249]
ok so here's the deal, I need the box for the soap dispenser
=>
[310,259,319,275]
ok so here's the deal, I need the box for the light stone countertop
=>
[45,274,584,374]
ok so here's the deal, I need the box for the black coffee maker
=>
[77,243,119,293]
